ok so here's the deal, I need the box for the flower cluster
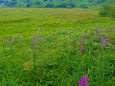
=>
[33,35,39,40]
[11,36,17,43]
[40,38,45,42]
[79,38,84,44]
[100,38,108,45]
[23,61,31,70]
[19,37,22,40]
[78,76,89,86]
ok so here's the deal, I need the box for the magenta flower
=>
[68,28,70,33]
[7,38,10,41]
[60,30,62,32]
[11,38,15,43]
[19,37,22,40]
[100,38,108,45]
[40,38,43,42]
[83,40,85,44]
[79,38,82,43]
[78,76,89,86]
[4,40,6,42]
[33,36,36,40]
[14,36,17,39]
[35,35,39,38]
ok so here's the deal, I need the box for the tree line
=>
[0,0,109,8]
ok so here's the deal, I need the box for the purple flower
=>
[35,35,39,38]
[4,40,6,42]
[14,36,17,39]
[40,38,45,42]
[100,38,108,45]
[60,30,62,32]
[33,36,36,40]
[78,75,89,86]
[83,41,85,44]
[40,38,43,42]
[68,28,70,33]
[7,38,10,41]
[19,37,22,40]
[11,38,15,43]
[79,38,82,43]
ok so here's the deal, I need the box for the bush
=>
[109,3,115,18]
[99,2,115,18]
[45,3,54,8]
[80,4,88,9]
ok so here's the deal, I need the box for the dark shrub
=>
[80,4,88,9]
[45,3,54,8]
[99,2,115,18]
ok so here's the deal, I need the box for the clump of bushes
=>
[99,2,115,18]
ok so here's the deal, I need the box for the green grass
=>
[0,8,115,86]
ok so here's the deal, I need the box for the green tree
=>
[99,3,111,17]
[99,2,115,18]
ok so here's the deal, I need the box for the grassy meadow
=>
[0,8,115,86]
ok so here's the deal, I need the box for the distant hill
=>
[0,0,114,8]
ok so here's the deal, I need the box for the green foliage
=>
[109,2,115,18]
[99,2,115,18]
[0,8,115,85]
[0,0,109,8]
[80,4,88,9]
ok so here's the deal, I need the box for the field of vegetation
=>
[0,8,115,86]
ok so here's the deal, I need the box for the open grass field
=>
[0,8,115,86]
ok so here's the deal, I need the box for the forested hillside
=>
[0,0,113,8]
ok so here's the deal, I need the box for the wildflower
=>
[100,38,108,51]
[60,29,62,32]
[43,38,46,41]
[11,38,15,43]
[4,40,6,42]
[40,38,45,42]
[83,40,85,44]
[19,37,22,40]
[35,35,39,38]
[79,38,82,43]
[40,38,43,42]
[78,76,89,86]
[14,36,17,39]
[20,50,22,52]
[68,28,70,33]
[24,61,29,64]
[100,38,108,45]
[23,61,31,70]
[33,36,36,40]
[23,66,30,68]
[7,38,10,41]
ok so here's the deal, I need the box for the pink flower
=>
[33,36,36,40]
[35,35,39,38]
[78,75,89,86]
[19,37,22,40]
